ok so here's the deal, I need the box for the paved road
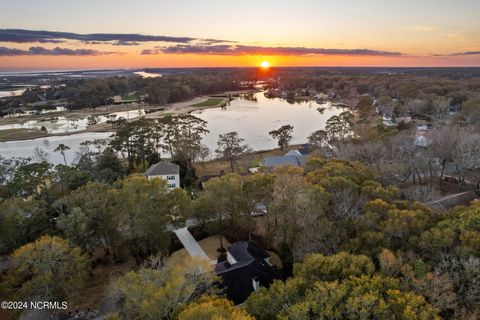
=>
[173,227,209,260]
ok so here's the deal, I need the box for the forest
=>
[1,67,480,319]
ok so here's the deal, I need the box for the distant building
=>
[425,191,478,213]
[261,149,310,169]
[396,116,412,124]
[112,95,139,104]
[382,115,396,127]
[215,241,278,304]
[144,161,180,190]
[415,132,432,147]
[314,92,329,101]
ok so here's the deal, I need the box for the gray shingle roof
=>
[284,149,302,156]
[425,191,478,212]
[144,161,179,176]
[261,155,309,168]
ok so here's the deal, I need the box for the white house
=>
[144,161,180,190]
[382,115,396,127]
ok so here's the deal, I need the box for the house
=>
[112,95,139,104]
[415,132,432,147]
[382,115,396,127]
[215,241,279,304]
[314,92,329,101]
[144,161,180,190]
[261,149,310,169]
[396,116,412,124]
[425,191,478,213]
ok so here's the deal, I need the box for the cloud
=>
[0,29,405,58]
[404,27,466,42]
[0,46,114,56]
[141,49,162,55]
[444,33,465,41]
[431,51,480,57]
[450,51,480,56]
[0,29,213,44]
[404,26,437,32]
[148,44,404,56]
[199,38,237,45]
[113,40,141,46]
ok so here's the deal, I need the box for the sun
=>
[260,61,270,69]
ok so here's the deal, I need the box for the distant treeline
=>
[2,67,480,120]
[0,69,258,115]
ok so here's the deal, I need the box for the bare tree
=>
[431,96,451,120]
[453,128,480,189]
[429,125,459,184]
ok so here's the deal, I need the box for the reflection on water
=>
[0,92,346,165]
[0,109,145,133]
[0,89,25,98]
[192,92,345,152]
[0,132,112,164]
[134,71,162,78]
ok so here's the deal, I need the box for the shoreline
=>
[0,89,259,142]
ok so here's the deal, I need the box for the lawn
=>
[195,148,286,177]
[171,235,231,261]
[170,235,283,268]
[0,128,47,141]
[69,256,137,311]
[190,98,224,107]
[122,94,138,101]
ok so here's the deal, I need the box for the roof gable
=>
[262,155,309,168]
[144,161,180,176]
[426,191,478,212]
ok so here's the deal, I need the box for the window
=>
[167,175,176,180]
[168,183,176,188]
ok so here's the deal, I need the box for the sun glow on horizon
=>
[260,61,270,69]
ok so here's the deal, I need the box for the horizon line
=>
[2,65,480,74]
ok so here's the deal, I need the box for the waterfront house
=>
[215,241,278,304]
[261,149,309,169]
[144,161,180,190]
[425,191,478,213]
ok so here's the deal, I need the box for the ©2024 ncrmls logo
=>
[1,300,68,310]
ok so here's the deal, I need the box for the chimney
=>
[252,276,260,291]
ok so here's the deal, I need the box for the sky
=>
[0,0,479,70]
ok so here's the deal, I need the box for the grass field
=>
[194,148,287,177]
[0,128,47,141]
[190,98,224,107]
[171,235,231,261]
[122,94,138,101]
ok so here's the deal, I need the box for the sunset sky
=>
[0,0,479,70]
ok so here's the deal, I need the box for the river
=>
[0,92,346,164]
[0,109,145,133]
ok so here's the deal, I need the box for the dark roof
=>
[426,191,478,212]
[261,155,309,168]
[216,241,270,274]
[144,161,179,176]
[215,241,278,304]
[284,149,302,156]
[298,144,312,155]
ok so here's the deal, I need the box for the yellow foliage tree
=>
[7,235,89,301]
[111,257,218,320]
[178,296,254,320]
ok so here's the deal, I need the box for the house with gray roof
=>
[261,149,309,169]
[425,191,478,213]
[144,161,180,190]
